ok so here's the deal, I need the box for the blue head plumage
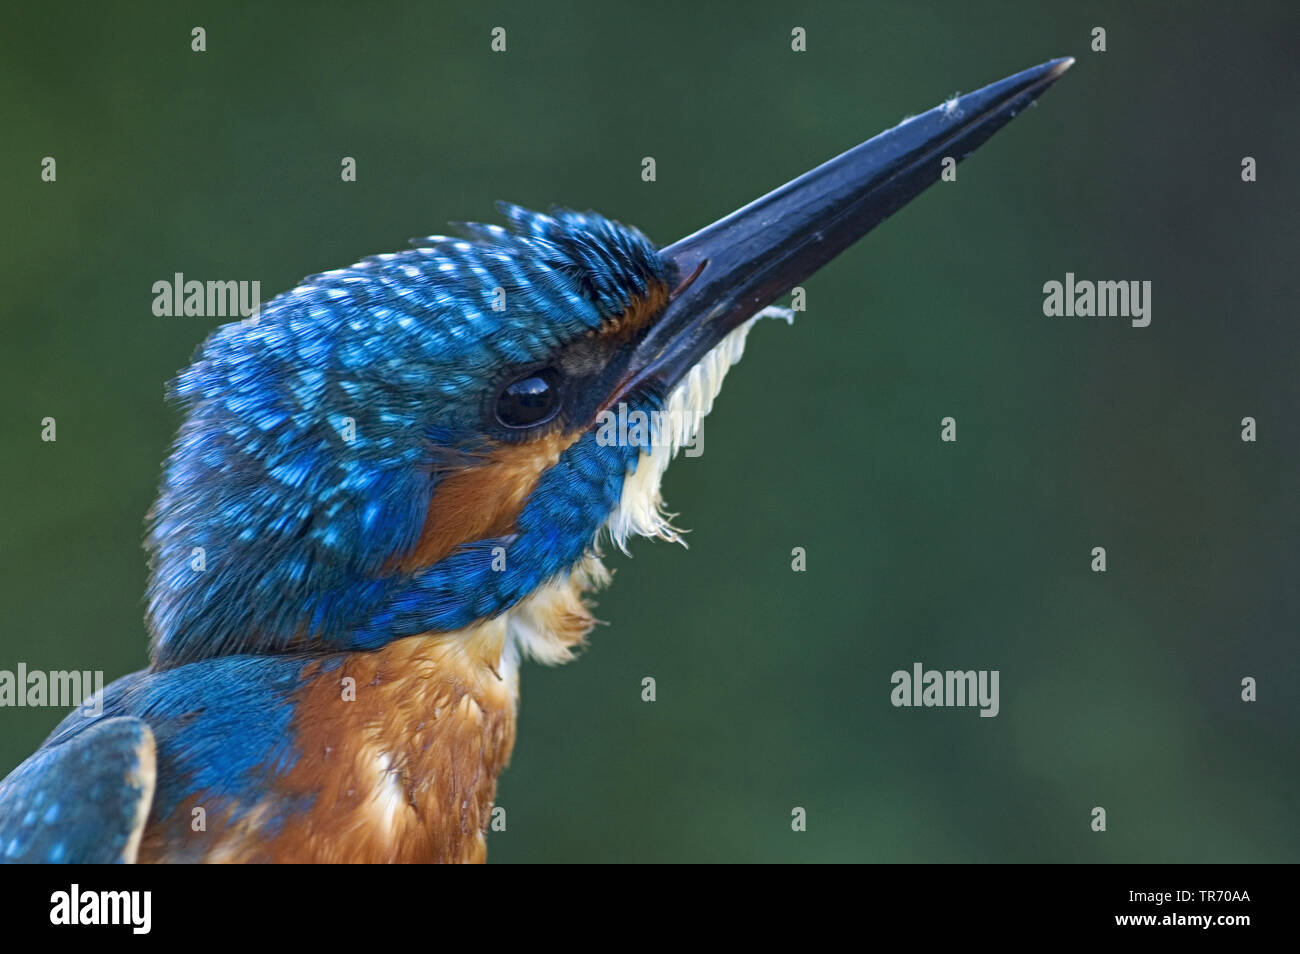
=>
[147,204,673,666]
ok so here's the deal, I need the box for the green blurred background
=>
[2,1,1296,862]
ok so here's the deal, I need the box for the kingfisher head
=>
[145,59,1071,667]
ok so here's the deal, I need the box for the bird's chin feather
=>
[602,305,792,552]
[504,306,791,668]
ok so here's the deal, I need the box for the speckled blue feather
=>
[0,718,152,863]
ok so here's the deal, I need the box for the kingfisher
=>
[0,59,1069,863]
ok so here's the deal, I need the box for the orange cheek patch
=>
[592,281,669,343]
[392,429,580,573]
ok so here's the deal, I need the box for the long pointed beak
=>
[616,56,1073,400]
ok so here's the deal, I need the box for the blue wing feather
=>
[0,717,155,863]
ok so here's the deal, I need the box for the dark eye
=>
[495,368,561,429]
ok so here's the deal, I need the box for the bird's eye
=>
[494,368,562,429]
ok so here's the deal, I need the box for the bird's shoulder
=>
[0,657,307,863]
